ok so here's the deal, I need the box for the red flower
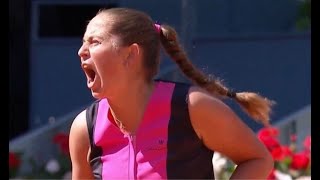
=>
[60,138,70,155]
[9,152,20,169]
[53,133,69,144]
[257,127,281,151]
[303,135,311,151]
[290,152,310,170]
[53,132,70,155]
[255,126,311,178]
[290,134,297,142]
[258,136,280,151]
[258,127,279,138]
[267,169,276,180]
[271,146,293,161]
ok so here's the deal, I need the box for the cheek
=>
[97,61,116,79]
[96,54,121,80]
[92,46,126,80]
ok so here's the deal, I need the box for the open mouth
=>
[82,64,96,88]
[86,68,96,82]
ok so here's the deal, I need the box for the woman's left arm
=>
[188,86,274,179]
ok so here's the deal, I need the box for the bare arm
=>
[188,86,273,179]
[69,110,95,180]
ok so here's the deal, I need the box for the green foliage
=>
[296,0,311,31]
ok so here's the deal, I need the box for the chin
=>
[91,91,106,100]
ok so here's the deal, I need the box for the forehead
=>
[84,15,110,38]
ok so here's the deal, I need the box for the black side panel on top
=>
[86,100,103,180]
[166,82,215,179]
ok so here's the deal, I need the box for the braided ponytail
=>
[157,24,275,126]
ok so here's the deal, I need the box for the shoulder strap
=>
[85,100,103,179]
[85,100,99,151]
[171,81,192,123]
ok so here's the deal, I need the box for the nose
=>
[78,43,90,60]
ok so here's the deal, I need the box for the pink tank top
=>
[86,80,214,179]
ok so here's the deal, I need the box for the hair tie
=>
[227,90,237,98]
[154,23,161,34]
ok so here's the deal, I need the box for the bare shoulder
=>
[187,86,271,165]
[69,110,95,178]
[187,86,231,138]
[187,86,234,124]
[70,109,88,137]
[187,85,250,145]
[69,109,90,156]
[188,86,227,108]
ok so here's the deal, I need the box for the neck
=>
[107,79,155,134]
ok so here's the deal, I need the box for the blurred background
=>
[9,0,310,179]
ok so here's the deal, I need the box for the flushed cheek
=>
[94,52,123,86]
[96,66,117,87]
[98,58,121,78]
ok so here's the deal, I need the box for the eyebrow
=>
[82,35,105,42]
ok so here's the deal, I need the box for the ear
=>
[126,43,140,65]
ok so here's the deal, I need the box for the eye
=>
[90,39,102,47]
[82,38,103,48]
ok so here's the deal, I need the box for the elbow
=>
[263,150,274,174]
[255,142,274,174]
